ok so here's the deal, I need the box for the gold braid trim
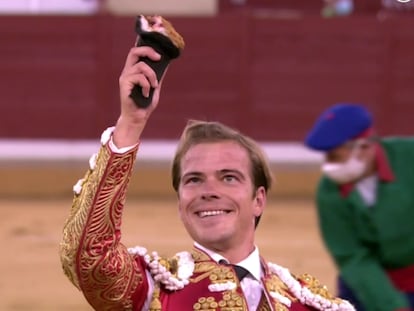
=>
[59,143,143,310]
[297,273,344,305]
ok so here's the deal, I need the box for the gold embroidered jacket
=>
[59,133,355,311]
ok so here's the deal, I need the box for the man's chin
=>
[195,233,233,250]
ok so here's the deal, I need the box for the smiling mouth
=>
[197,210,230,218]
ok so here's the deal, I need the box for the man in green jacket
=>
[305,103,414,311]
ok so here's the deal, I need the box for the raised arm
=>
[59,46,163,310]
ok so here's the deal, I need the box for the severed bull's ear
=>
[136,15,185,51]
[130,15,185,108]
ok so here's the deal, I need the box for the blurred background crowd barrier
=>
[0,0,413,199]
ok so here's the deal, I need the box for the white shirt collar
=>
[356,174,378,206]
[194,242,262,280]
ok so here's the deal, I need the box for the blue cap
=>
[305,103,373,151]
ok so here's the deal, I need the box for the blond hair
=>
[171,120,273,195]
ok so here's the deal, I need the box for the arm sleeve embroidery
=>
[60,142,146,310]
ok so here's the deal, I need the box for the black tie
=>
[219,260,249,281]
[232,264,249,281]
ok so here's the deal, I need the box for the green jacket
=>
[316,137,414,311]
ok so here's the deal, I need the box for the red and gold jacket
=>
[59,129,355,311]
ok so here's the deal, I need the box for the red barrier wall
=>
[0,12,413,140]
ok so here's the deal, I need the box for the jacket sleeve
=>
[59,129,148,310]
[316,180,410,311]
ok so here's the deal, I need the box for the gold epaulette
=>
[266,262,356,310]
[296,273,355,310]
[297,273,344,304]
